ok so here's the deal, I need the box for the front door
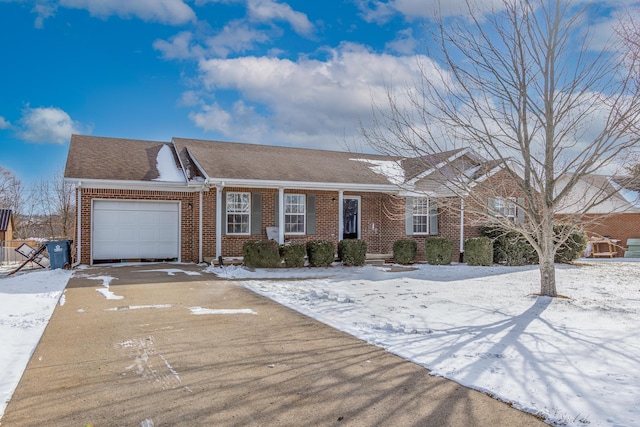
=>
[343,197,360,240]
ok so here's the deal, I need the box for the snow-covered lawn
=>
[0,268,72,419]
[208,260,640,427]
[2,260,638,427]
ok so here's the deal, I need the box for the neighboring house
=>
[62,135,528,265]
[0,209,13,243]
[557,174,640,256]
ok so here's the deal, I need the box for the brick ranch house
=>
[63,134,578,265]
[64,135,507,265]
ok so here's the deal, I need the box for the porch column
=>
[459,198,465,263]
[338,190,344,241]
[216,185,223,259]
[278,187,285,244]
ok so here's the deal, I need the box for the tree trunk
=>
[537,211,558,297]
[539,255,557,297]
[539,218,557,297]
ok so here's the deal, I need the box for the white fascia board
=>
[63,178,199,192]
[398,190,438,198]
[206,178,398,193]
[399,185,467,198]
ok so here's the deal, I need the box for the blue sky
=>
[0,0,634,186]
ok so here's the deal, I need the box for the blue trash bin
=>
[46,240,71,269]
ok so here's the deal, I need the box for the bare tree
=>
[362,0,640,297]
[0,166,23,213]
[31,171,76,239]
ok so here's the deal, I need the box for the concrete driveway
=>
[1,264,547,426]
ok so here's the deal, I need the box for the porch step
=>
[365,253,393,265]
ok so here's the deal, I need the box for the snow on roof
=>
[153,145,185,182]
[350,158,406,186]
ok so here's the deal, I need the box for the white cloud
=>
[17,106,87,144]
[0,116,11,130]
[385,28,418,54]
[154,0,311,59]
[188,43,440,148]
[153,31,200,60]
[33,2,57,29]
[30,0,196,26]
[358,0,507,22]
[188,102,235,135]
[204,20,271,58]
[247,0,314,36]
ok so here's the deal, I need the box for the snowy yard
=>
[209,260,640,427]
[1,260,639,427]
[0,268,72,419]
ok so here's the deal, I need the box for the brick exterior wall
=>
[580,213,640,256]
[76,188,199,264]
[75,186,492,264]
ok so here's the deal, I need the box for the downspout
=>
[278,187,285,244]
[198,186,203,264]
[216,184,224,261]
[72,182,82,267]
[338,190,344,241]
[459,198,465,263]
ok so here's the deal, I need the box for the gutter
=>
[63,178,193,192]
[204,178,398,193]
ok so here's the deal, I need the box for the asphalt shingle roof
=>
[64,135,496,193]
[64,135,181,182]
[175,138,403,186]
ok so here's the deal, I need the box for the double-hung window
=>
[494,197,517,222]
[226,192,250,234]
[412,197,429,234]
[284,194,305,234]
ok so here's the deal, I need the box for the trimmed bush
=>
[464,236,493,266]
[338,239,367,266]
[306,240,336,267]
[393,239,417,264]
[280,243,307,268]
[424,237,454,265]
[242,240,282,268]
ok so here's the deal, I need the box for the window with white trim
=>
[226,192,250,234]
[284,194,305,234]
[494,197,517,222]
[412,197,429,234]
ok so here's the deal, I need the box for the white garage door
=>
[92,200,180,262]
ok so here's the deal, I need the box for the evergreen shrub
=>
[481,227,537,266]
[554,226,588,263]
[280,242,307,268]
[424,237,454,265]
[464,236,493,266]
[306,240,335,267]
[338,239,367,266]
[393,239,417,264]
[242,240,282,268]
[481,225,588,265]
